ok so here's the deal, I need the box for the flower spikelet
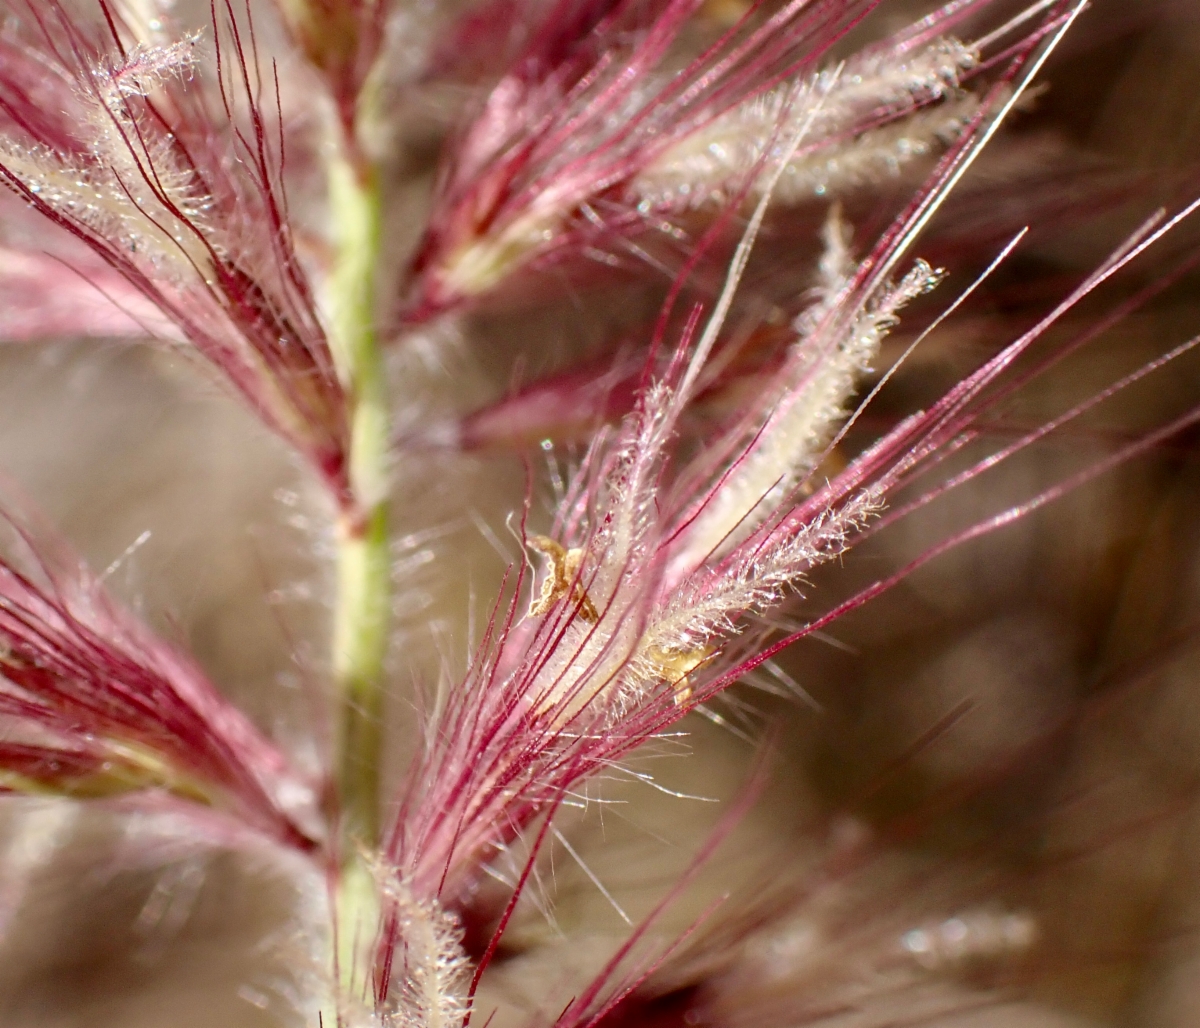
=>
[0,1,350,501]
[0,499,320,851]
[404,0,1017,320]
[635,35,982,209]
[380,289,894,931]
[670,213,944,573]
[378,4,1177,1017]
[0,239,182,342]
[377,881,470,1028]
[631,485,882,707]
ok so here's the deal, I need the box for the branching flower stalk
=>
[0,1,1199,1026]
[268,0,396,1004]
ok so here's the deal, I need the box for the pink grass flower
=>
[1,1,1199,1025]
[0,0,351,504]
[396,314,795,453]
[0,241,183,342]
[400,0,1042,323]
[0,494,320,852]
[373,7,1200,1020]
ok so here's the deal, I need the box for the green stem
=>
[329,153,388,846]
[327,148,389,1006]
[333,501,389,846]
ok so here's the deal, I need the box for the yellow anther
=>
[527,535,598,623]
[644,644,712,706]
